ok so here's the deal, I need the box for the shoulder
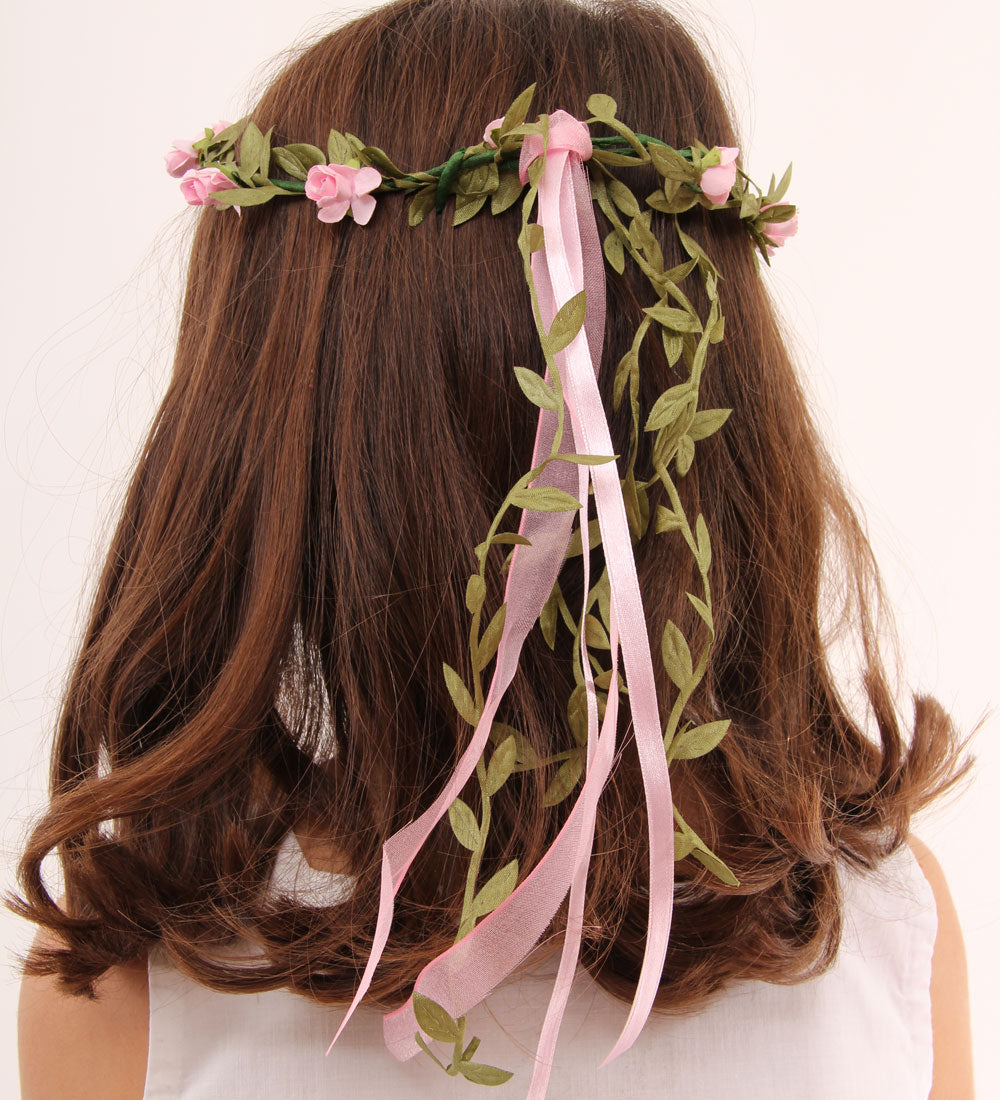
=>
[17,909,149,1100]
[906,834,975,1100]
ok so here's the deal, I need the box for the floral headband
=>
[165,84,797,1099]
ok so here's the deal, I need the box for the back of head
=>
[13,0,971,1022]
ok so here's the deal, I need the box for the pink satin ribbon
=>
[328,109,674,1098]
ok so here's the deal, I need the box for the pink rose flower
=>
[760,203,799,256]
[164,120,232,178]
[304,163,383,225]
[483,116,506,147]
[699,146,739,205]
[179,166,240,210]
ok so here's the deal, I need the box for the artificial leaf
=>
[603,228,626,275]
[546,290,587,354]
[584,613,611,650]
[238,121,268,179]
[408,186,437,227]
[586,92,618,120]
[686,591,714,632]
[509,486,581,513]
[284,142,326,170]
[448,797,480,851]
[675,434,694,476]
[484,735,517,795]
[673,829,696,861]
[772,162,793,203]
[272,147,308,181]
[691,845,739,887]
[453,192,489,227]
[655,505,684,534]
[661,620,693,688]
[688,408,731,442]
[695,513,712,572]
[539,585,559,649]
[456,1061,515,1086]
[470,859,519,919]
[514,365,560,410]
[476,602,507,671]
[491,170,523,215]
[565,516,602,558]
[443,661,479,726]
[327,129,353,165]
[209,185,286,207]
[607,179,641,218]
[413,992,461,1043]
[668,719,731,760]
[466,573,486,615]
[643,302,702,333]
[501,83,537,136]
[542,751,584,806]
[644,382,692,433]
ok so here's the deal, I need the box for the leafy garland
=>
[181,85,796,1086]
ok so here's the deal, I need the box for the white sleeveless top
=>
[143,835,937,1099]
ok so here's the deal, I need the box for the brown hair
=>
[10,0,974,1014]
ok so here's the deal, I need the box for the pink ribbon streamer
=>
[328,109,674,1098]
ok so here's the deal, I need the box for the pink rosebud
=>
[760,203,799,256]
[483,116,506,147]
[179,166,240,209]
[304,162,383,225]
[164,120,233,178]
[699,145,739,205]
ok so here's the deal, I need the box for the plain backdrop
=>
[2,1,997,1096]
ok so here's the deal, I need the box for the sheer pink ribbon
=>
[327,110,674,1097]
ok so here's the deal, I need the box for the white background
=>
[2,1,997,1095]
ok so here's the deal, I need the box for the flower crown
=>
[164,85,798,1098]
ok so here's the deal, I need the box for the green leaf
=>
[655,506,684,534]
[661,331,683,367]
[272,147,308,181]
[238,121,269,179]
[668,719,731,760]
[413,992,461,1043]
[586,93,618,120]
[695,514,712,572]
[465,573,486,615]
[484,735,517,795]
[501,83,537,136]
[602,229,626,275]
[327,129,353,165]
[448,797,480,850]
[660,620,693,689]
[552,451,617,466]
[539,585,559,649]
[283,142,326,170]
[513,365,560,411]
[443,661,479,726]
[509,486,581,513]
[208,184,286,207]
[476,602,507,672]
[686,591,713,632]
[691,845,739,886]
[453,192,489,227]
[673,829,696,861]
[408,186,437,227]
[491,170,523,215]
[584,613,611,650]
[542,750,584,806]
[470,859,519,920]
[675,434,694,476]
[771,161,793,203]
[546,290,587,355]
[566,682,590,747]
[456,1061,515,1086]
[688,408,731,442]
[644,382,692,433]
[607,179,641,218]
[643,302,702,333]
[526,223,545,251]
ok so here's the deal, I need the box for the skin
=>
[18,834,974,1099]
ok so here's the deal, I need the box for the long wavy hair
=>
[10,0,974,1013]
